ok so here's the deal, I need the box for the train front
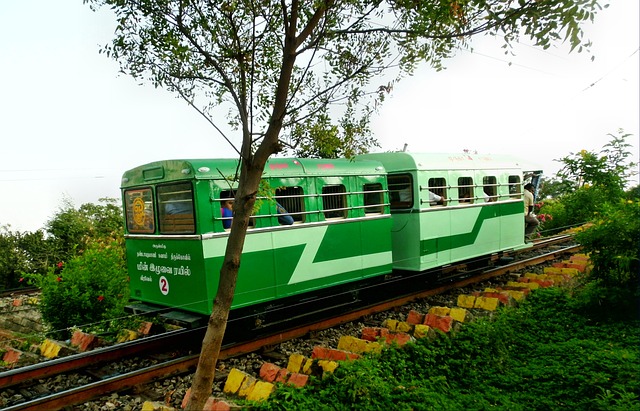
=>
[120,159,234,316]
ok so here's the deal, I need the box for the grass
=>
[250,287,640,411]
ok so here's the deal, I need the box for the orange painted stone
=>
[406,310,425,325]
[287,373,309,387]
[259,362,280,382]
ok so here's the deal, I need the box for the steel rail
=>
[0,328,203,388]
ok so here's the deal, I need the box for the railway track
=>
[0,236,580,410]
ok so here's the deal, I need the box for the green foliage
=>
[1,198,124,291]
[34,237,129,339]
[555,130,637,197]
[0,226,55,290]
[537,185,609,234]
[46,197,124,263]
[576,200,640,286]
[537,131,638,235]
[251,288,640,411]
[288,108,378,159]
[86,0,602,158]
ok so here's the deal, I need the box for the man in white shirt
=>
[524,183,539,240]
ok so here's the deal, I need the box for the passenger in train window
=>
[221,200,233,229]
[164,201,192,215]
[399,187,412,202]
[428,190,443,205]
[523,183,539,239]
[276,202,294,225]
[483,190,496,202]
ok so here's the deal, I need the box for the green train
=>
[121,152,540,322]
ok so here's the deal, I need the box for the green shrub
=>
[35,237,128,339]
[538,186,609,234]
[575,199,640,287]
[571,199,640,319]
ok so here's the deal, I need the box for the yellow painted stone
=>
[572,253,590,261]
[503,290,526,301]
[544,267,563,275]
[141,402,174,411]
[246,381,274,402]
[117,329,139,343]
[457,294,476,308]
[318,360,339,374]
[560,267,579,277]
[382,319,398,331]
[287,353,305,373]
[302,358,314,374]
[474,296,500,311]
[413,324,431,339]
[396,321,414,333]
[506,281,540,290]
[523,273,540,279]
[238,375,257,397]
[450,307,468,323]
[40,339,61,359]
[546,274,567,285]
[428,306,451,316]
[223,368,248,394]
[337,335,358,352]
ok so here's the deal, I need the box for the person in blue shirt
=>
[221,200,233,229]
[276,202,294,225]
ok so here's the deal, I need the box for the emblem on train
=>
[132,197,146,227]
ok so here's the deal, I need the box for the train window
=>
[275,186,304,223]
[363,183,384,214]
[219,190,235,230]
[124,188,155,234]
[157,182,195,234]
[458,177,474,204]
[483,176,497,202]
[427,178,447,206]
[322,185,347,219]
[388,174,413,209]
[508,175,521,198]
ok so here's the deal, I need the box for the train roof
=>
[121,157,386,187]
[355,152,543,173]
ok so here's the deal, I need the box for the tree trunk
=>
[186,6,317,407]
[184,158,271,410]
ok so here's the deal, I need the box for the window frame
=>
[321,184,348,219]
[157,182,196,234]
[456,176,474,204]
[275,186,305,223]
[124,187,156,234]
[426,177,448,207]
[508,175,522,198]
[482,176,498,202]
[388,173,413,209]
[363,183,385,215]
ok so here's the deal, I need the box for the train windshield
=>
[124,188,155,234]
[157,182,196,234]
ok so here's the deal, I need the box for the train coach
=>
[120,153,541,325]
[121,157,393,322]
[357,152,541,272]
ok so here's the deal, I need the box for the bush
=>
[572,199,640,319]
[35,237,129,339]
[537,186,609,234]
[575,199,640,287]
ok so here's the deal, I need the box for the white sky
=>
[1,1,638,233]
